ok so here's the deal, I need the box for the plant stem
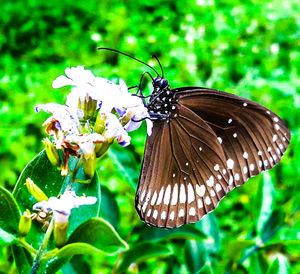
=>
[30,218,54,274]
[18,238,37,255]
[30,157,82,273]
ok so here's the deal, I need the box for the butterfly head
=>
[153,76,169,91]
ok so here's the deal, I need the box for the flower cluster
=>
[36,66,152,178]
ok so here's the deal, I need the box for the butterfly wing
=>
[175,87,291,189]
[136,87,290,228]
[136,104,231,228]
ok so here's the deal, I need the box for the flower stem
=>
[30,218,54,274]
[18,238,37,255]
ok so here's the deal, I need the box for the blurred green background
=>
[0,0,299,273]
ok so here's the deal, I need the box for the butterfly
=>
[98,48,291,229]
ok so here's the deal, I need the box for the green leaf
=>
[12,150,101,250]
[118,242,173,272]
[260,209,285,241]
[0,228,17,245]
[99,185,120,230]
[55,242,108,257]
[108,145,139,190]
[198,262,214,274]
[0,186,21,236]
[136,224,206,242]
[222,239,255,272]
[184,240,206,273]
[11,245,33,274]
[44,218,126,272]
[256,173,276,235]
[63,255,92,274]
[67,217,128,255]
[195,213,221,254]
[266,256,290,274]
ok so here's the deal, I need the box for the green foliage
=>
[0,0,299,272]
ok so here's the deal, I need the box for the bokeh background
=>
[0,0,299,273]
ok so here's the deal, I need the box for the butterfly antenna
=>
[98,47,159,76]
[152,55,164,78]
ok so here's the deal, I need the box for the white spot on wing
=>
[243,103,248,107]
[170,211,175,220]
[228,118,232,124]
[243,166,248,174]
[258,151,262,156]
[153,210,158,219]
[259,160,262,167]
[218,137,222,144]
[196,184,206,197]
[210,190,216,197]
[151,191,157,206]
[164,185,171,205]
[243,152,248,159]
[216,183,222,192]
[197,198,203,208]
[274,117,279,122]
[214,164,220,171]
[229,176,233,185]
[250,164,255,171]
[275,124,280,131]
[234,173,240,181]
[233,133,237,138]
[142,202,148,213]
[147,209,152,217]
[264,160,269,166]
[161,211,167,220]
[267,147,272,152]
[217,174,222,180]
[188,183,195,204]
[273,135,278,142]
[156,187,164,205]
[180,184,186,203]
[140,190,146,201]
[171,184,178,205]
[227,159,234,169]
[179,209,184,217]
[205,196,211,205]
[189,207,196,216]
[206,176,214,187]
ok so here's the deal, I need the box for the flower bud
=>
[18,210,32,237]
[95,140,113,158]
[43,138,61,167]
[25,178,48,202]
[120,110,135,126]
[94,112,106,134]
[82,150,96,179]
[53,214,69,248]
[80,96,97,120]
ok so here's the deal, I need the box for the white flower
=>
[65,133,104,155]
[33,191,97,224]
[35,103,83,135]
[122,104,153,136]
[104,113,131,147]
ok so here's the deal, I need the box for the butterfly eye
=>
[159,79,168,89]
